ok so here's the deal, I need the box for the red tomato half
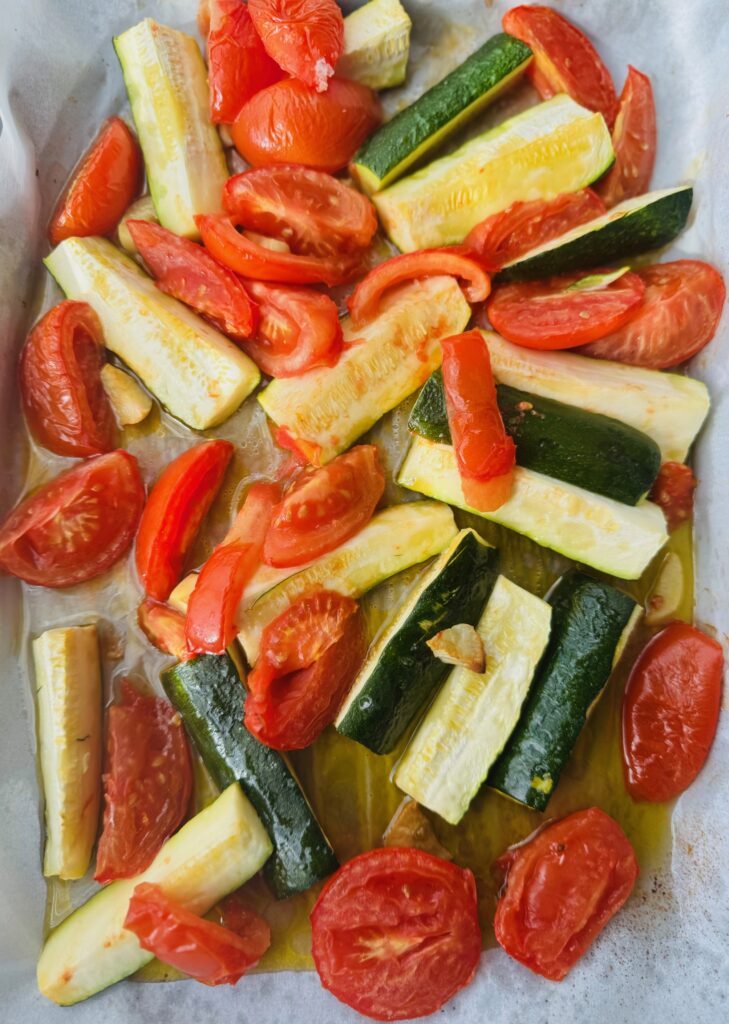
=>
[248,0,344,92]
[0,451,144,588]
[124,882,270,985]
[49,117,143,245]
[206,1,284,124]
[348,250,491,327]
[185,483,279,656]
[310,847,481,1021]
[487,268,646,350]
[503,6,618,128]
[20,300,116,457]
[95,681,192,882]
[464,190,606,272]
[581,260,726,368]
[245,606,367,750]
[596,67,657,208]
[224,166,378,257]
[494,807,638,981]
[135,440,233,601]
[649,462,697,531]
[128,220,258,341]
[622,623,723,802]
[138,599,188,661]
[263,445,385,567]
[231,77,381,173]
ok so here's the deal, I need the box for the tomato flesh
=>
[487,268,646,350]
[206,1,284,124]
[95,681,192,882]
[248,0,344,92]
[138,599,189,660]
[135,440,233,601]
[0,451,144,588]
[263,445,385,567]
[494,807,638,981]
[596,66,657,208]
[622,622,723,802]
[581,260,726,368]
[310,846,481,1021]
[20,300,116,457]
[49,117,142,245]
[124,882,270,985]
[650,462,697,532]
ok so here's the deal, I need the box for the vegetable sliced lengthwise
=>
[488,571,640,811]
[338,0,412,91]
[163,653,338,899]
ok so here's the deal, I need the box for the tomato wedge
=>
[185,483,279,656]
[124,882,270,985]
[0,451,144,589]
[649,462,697,531]
[596,67,657,208]
[348,250,491,327]
[581,260,726,368]
[20,300,116,457]
[49,117,143,245]
[127,220,258,341]
[206,1,284,124]
[248,0,344,92]
[311,847,481,1021]
[622,623,723,803]
[441,330,515,512]
[138,599,189,660]
[464,190,606,272]
[223,166,378,257]
[95,681,192,883]
[135,440,233,601]
[502,6,618,128]
[231,77,381,174]
[487,268,646,350]
[263,445,385,567]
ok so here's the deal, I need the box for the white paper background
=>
[1,1,728,1020]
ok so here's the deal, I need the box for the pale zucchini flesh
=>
[485,331,710,463]
[34,626,102,881]
[117,195,158,254]
[114,19,228,239]
[397,436,668,580]
[395,577,552,825]
[338,0,412,90]
[258,276,471,464]
[37,784,272,1006]
[238,501,458,665]
[101,364,153,425]
[44,236,260,431]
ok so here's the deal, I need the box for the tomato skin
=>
[0,451,144,588]
[581,260,726,368]
[348,250,491,327]
[49,117,143,245]
[95,681,192,883]
[494,807,638,981]
[224,166,378,258]
[124,882,270,985]
[231,77,381,174]
[310,846,481,1021]
[464,190,606,272]
[248,0,344,92]
[487,269,646,350]
[650,462,697,531]
[138,599,189,660]
[263,445,385,567]
[207,1,284,124]
[623,623,723,802]
[245,607,367,750]
[596,67,657,208]
[502,6,618,128]
[20,300,116,457]
[135,440,233,601]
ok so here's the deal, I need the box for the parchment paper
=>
[1,1,728,1021]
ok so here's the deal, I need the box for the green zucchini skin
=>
[162,654,338,899]
[498,187,693,281]
[488,571,637,811]
[352,33,532,190]
[337,530,499,754]
[408,370,661,505]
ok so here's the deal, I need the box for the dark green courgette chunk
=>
[408,370,661,505]
[163,654,338,899]
[488,571,638,811]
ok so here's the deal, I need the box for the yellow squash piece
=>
[117,195,158,255]
[338,0,411,90]
[101,364,153,425]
